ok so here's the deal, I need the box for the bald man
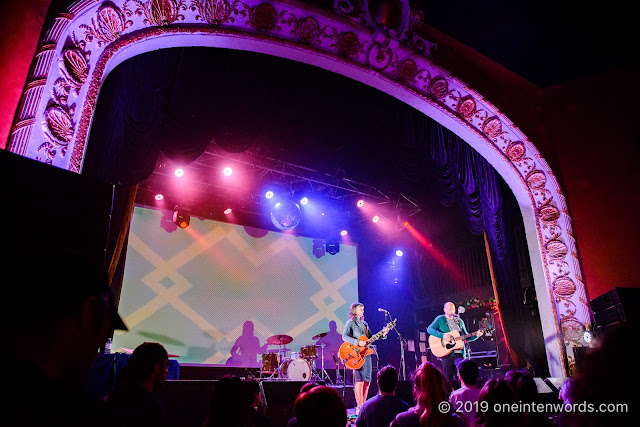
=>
[427,302,483,384]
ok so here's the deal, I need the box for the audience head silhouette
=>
[2,248,127,426]
[125,342,169,391]
[3,249,127,385]
[457,359,479,386]
[377,365,399,393]
[294,385,347,427]
[475,377,520,427]
[203,375,250,427]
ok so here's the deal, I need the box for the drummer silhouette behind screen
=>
[227,320,268,367]
[315,321,343,369]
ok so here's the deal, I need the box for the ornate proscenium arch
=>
[7,0,593,377]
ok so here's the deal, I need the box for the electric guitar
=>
[428,327,494,358]
[338,318,396,370]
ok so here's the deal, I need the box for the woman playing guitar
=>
[341,302,390,414]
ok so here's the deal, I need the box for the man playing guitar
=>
[427,302,483,384]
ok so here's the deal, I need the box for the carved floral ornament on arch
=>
[8,0,591,375]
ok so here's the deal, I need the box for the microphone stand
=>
[384,311,407,381]
[342,358,348,403]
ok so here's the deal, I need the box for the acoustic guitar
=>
[338,318,396,370]
[428,328,493,358]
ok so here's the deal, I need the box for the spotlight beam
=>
[403,221,466,283]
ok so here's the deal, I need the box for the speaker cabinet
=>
[591,288,640,330]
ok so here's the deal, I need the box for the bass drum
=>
[279,358,312,381]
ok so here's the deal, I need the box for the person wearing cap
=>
[0,249,128,426]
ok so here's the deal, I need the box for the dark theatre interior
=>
[1,0,638,426]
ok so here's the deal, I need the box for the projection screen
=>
[113,206,359,366]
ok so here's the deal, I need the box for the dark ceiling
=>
[415,0,638,87]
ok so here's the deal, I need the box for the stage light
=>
[340,230,348,236]
[155,193,164,201]
[326,238,340,255]
[357,199,365,208]
[372,215,380,223]
[396,250,403,257]
[312,239,325,258]
[402,221,408,227]
[173,210,190,228]
[222,167,233,176]
[300,197,308,206]
[265,191,274,199]
[224,208,232,215]
[174,168,184,177]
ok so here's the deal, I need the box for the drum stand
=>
[312,343,333,384]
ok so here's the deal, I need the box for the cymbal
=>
[267,334,293,345]
[312,332,328,340]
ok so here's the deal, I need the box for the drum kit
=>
[259,331,332,383]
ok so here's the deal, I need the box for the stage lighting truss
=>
[206,146,421,219]
[141,146,422,230]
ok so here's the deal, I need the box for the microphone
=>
[378,308,389,313]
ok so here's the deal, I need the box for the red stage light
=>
[340,230,348,236]
[372,215,380,223]
[174,168,184,177]
[155,193,164,201]
[223,167,233,176]
[224,208,232,214]
[357,199,365,208]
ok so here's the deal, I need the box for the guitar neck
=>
[367,331,385,345]
[454,328,489,341]
[366,320,396,345]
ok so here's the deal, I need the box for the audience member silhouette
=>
[558,323,635,427]
[473,377,520,427]
[293,385,347,427]
[558,378,573,407]
[0,249,128,426]
[356,365,410,427]
[449,359,482,425]
[287,382,321,427]
[202,374,252,427]
[391,361,465,427]
[504,369,552,427]
[105,342,170,426]
[227,321,268,367]
[243,378,271,427]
